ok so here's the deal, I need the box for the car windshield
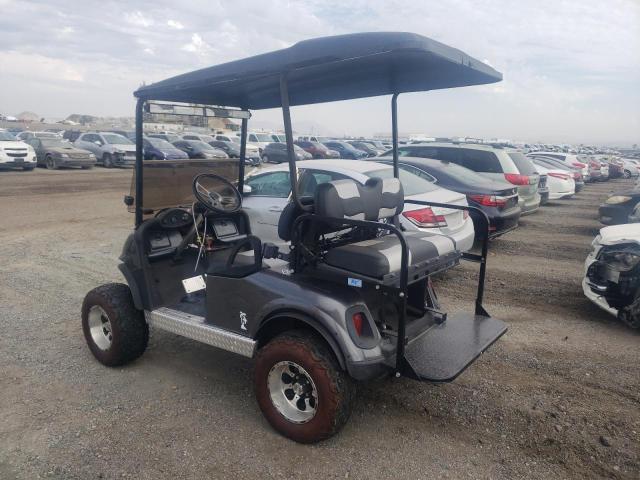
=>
[507,152,537,175]
[187,140,215,150]
[103,133,133,145]
[41,139,72,148]
[146,138,174,149]
[254,133,272,142]
[0,131,16,141]
[365,168,438,195]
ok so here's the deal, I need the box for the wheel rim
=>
[88,305,113,351]
[267,361,318,424]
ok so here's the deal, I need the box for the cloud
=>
[167,19,184,30]
[124,11,154,28]
[0,0,637,144]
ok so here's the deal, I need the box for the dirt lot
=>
[0,167,638,479]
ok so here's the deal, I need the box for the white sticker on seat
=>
[182,275,206,293]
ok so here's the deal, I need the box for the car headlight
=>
[600,249,640,272]
[88,153,96,159]
[606,195,632,204]
[60,153,69,158]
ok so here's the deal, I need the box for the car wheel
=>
[45,155,58,170]
[262,155,269,163]
[624,170,631,179]
[81,165,93,169]
[103,153,113,168]
[254,330,355,444]
[81,283,148,366]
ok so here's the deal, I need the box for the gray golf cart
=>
[82,32,507,443]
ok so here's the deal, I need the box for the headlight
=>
[606,195,632,204]
[60,153,69,158]
[88,153,96,158]
[600,249,640,272]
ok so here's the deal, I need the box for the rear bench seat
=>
[314,177,459,280]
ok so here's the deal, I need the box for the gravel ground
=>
[0,167,638,479]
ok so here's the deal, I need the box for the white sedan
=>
[534,163,575,200]
[242,159,475,251]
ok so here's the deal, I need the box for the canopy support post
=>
[238,117,248,192]
[134,97,144,228]
[280,74,303,210]
[391,93,399,179]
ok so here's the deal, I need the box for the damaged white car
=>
[583,224,640,329]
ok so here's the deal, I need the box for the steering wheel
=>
[192,173,242,214]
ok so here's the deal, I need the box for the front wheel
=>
[102,153,113,168]
[45,155,58,170]
[254,330,355,443]
[624,169,631,179]
[81,283,148,366]
[261,155,269,163]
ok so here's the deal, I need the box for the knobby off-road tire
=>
[82,283,148,366]
[254,330,355,443]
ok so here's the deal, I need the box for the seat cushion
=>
[323,231,457,278]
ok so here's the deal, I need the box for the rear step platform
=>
[399,313,507,382]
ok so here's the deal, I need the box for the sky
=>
[0,0,638,145]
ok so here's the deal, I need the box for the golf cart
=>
[82,32,507,443]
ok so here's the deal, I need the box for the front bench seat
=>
[314,177,459,279]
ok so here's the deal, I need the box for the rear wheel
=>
[102,153,113,168]
[45,155,58,170]
[81,283,148,366]
[254,330,355,443]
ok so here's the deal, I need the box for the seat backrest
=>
[314,177,403,221]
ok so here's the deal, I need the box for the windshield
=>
[146,138,175,149]
[0,131,16,141]
[41,139,72,148]
[103,133,134,145]
[187,140,215,150]
[365,168,438,195]
[130,159,240,213]
[254,133,273,142]
[507,152,537,175]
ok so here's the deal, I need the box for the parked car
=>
[171,140,228,159]
[385,143,541,215]
[247,132,274,153]
[528,151,589,181]
[583,223,640,328]
[347,141,379,157]
[147,132,183,143]
[322,141,368,159]
[243,159,476,251]
[261,142,312,163]
[26,137,96,169]
[598,189,640,225]
[75,132,136,167]
[533,163,575,200]
[16,131,60,141]
[296,135,332,143]
[621,158,640,178]
[374,156,521,239]
[182,132,215,143]
[208,140,260,166]
[62,130,83,142]
[142,137,189,160]
[294,140,339,159]
[530,156,585,192]
[109,130,135,141]
[0,130,37,170]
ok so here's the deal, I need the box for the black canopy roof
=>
[134,32,502,109]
